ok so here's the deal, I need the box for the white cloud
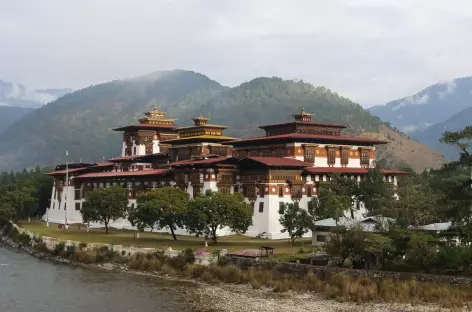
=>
[1,0,472,105]
[402,125,419,133]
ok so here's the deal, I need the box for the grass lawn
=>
[19,219,313,254]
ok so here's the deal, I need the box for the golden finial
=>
[301,107,305,114]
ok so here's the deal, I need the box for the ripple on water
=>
[0,246,194,312]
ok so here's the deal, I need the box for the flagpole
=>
[64,150,69,230]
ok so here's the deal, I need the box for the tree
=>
[81,185,128,234]
[309,184,351,224]
[279,202,313,245]
[0,202,16,226]
[186,190,252,244]
[386,174,439,227]
[323,174,361,218]
[130,187,189,240]
[4,185,37,221]
[405,232,438,273]
[358,167,393,215]
[437,127,472,243]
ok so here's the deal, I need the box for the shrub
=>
[78,242,87,250]
[53,242,66,256]
[161,264,176,275]
[75,249,97,264]
[185,264,206,278]
[95,246,118,262]
[217,255,230,266]
[182,248,195,264]
[250,278,262,289]
[168,255,187,270]
[17,233,32,247]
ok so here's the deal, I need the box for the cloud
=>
[1,0,472,106]
[402,125,419,133]
[438,79,457,99]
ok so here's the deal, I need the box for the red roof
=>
[90,162,114,167]
[243,157,313,167]
[304,167,409,175]
[167,157,227,166]
[47,167,89,175]
[226,133,388,145]
[259,121,346,129]
[76,169,170,179]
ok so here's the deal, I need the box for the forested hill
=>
[0,106,35,133]
[0,70,447,171]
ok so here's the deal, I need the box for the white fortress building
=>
[44,107,406,239]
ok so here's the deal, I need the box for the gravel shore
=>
[187,283,454,312]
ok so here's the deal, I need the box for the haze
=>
[2,0,472,106]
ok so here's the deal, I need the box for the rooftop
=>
[259,120,347,130]
[226,132,389,146]
[240,156,314,168]
[76,169,170,179]
[304,167,409,175]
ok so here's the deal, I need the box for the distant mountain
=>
[369,77,472,133]
[0,106,35,134]
[0,80,72,108]
[411,106,472,160]
[0,70,447,171]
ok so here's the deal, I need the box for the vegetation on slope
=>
[0,106,35,134]
[0,70,445,171]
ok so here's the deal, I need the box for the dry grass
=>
[20,219,311,253]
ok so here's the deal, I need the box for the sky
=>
[1,0,472,107]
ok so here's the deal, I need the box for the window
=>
[304,146,315,163]
[133,147,137,155]
[75,202,81,211]
[278,185,284,197]
[316,235,326,242]
[52,202,55,210]
[193,186,201,198]
[274,148,285,158]
[249,150,260,157]
[259,186,265,198]
[360,149,370,166]
[279,202,285,211]
[341,149,349,166]
[130,203,135,210]
[262,149,272,157]
[327,149,336,165]
[258,202,264,213]
[64,203,67,210]
[307,186,313,197]
[219,186,231,195]
[74,189,81,200]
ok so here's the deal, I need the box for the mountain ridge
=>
[0,70,447,172]
[369,77,472,134]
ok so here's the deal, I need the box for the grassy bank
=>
[6,223,472,310]
[20,220,312,254]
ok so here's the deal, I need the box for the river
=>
[0,245,194,312]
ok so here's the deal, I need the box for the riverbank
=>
[4,223,471,312]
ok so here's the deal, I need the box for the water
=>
[0,246,193,312]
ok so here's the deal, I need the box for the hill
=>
[0,106,35,134]
[410,106,472,160]
[369,77,472,134]
[0,80,72,108]
[0,71,447,171]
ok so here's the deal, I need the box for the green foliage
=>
[0,72,390,171]
[81,185,128,234]
[129,187,189,240]
[358,167,393,215]
[310,182,352,223]
[0,167,52,221]
[186,190,253,243]
[278,202,313,245]
[53,242,66,256]
[405,232,438,273]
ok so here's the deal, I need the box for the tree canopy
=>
[81,185,129,234]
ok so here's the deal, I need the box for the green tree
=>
[4,185,37,221]
[358,167,392,215]
[0,202,16,226]
[386,174,439,227]
[81,185,128,234]
[186,190,252,244]
[130,187,189,240]
[279,202,313,245]
[405,232,438,273]
[310,184,351,224]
